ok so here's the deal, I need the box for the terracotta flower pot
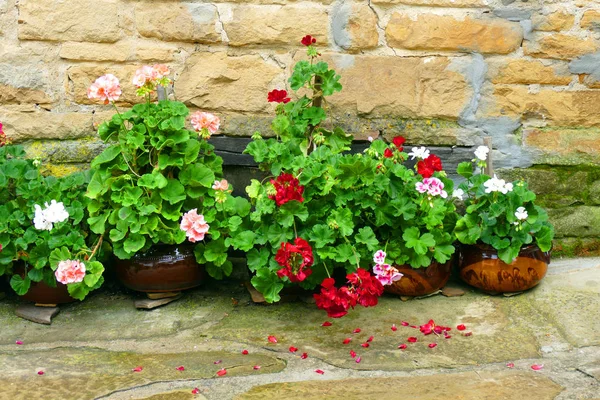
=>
[20,280,75,305]
[114,244,205,293]
[384,258,454,297]
[458,243,550,293]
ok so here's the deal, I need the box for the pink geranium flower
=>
[212,179,229,191]
[153,64,170,79]
[190,111,220,135]
[415,177,448,198]
[373,263,403,286]
[180,209,209,243]
[132,65,156,88]
[54,260,86,284]
[87,74,122,104]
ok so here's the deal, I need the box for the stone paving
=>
[0,258,599,400]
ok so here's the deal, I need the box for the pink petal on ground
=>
[350,350,357,358]
[176,366,185,371]
[37,371,44,376]
[301,353,308,359]
[217,368,227,376]
[253,365,261,370]
[407,337,418,343]
[428,343,438,349]
[355,356,362,364]
[361,343,370,348]
[268,335,278,343]
[242,350,249,355]
[506,363,515,368]
[315,369,325,375]
[213,360,222,365]
[398,344,407,350]
[366,336,374,343]
[531,364,544,371]
[343,338,352,344]
[353,328,361,334]
[192,388,200,395]
[16,341,23,345]
[391,324,398,332]
[401,321,409,326]
[321,321,332,327]
[457,324,466,331]
[132,366,143,372]
[289,346,298,353]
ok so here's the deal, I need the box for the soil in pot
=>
[385,258,454,297]
[458,243,550,293]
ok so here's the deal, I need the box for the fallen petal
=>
[353,328,361,334]
[350,350,357,358]
[433,326,444,335]
[366,336,374,343]
[253,365,261,370]
[355,356,362,364]
[361,343,370,348]
[15,340,23,345]
[401,321,409,326]
[289,346,298,353]
[268,335,278,343]
[457,324,466,331]
[410,325,418,329]
[301,353,308,359]
[407,337,418,343]
[463,332,473,337]
[321,321,332,327]
[176,366,185,371]
[444,335,452,339]
[343,338,352,344]
[506,363,515,368]
[531,364,544,371]
[242,349,249,355]
[132,366,143,372]
[315,369,325,375]
[37,371,44,376]
[398,344,407,350]
[213,360,222,365]
[391,324,398,332]
[192,388,200,395]
[428,343,438,349]
[216,368,227,377]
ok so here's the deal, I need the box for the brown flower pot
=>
[384,258,454,297]
[114,244,205,293]
[458,243,550,293]
[20,280,75,304]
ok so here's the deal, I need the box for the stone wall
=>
[1,0,599,253]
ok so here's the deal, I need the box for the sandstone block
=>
[59,41,178,62]
[0,108,94,142]
[373,0,486,6]
[490,59,572,85]
[224,5,328,46]
[135,2,220,43]
[523,127,600,164]
[581,10,600,29]
[550,206,600,238]
[17,0,120,43]
[332,2,379,52]
[532,10,574,32]
[0,84,52,105]
[175,52,283,113]
[386,14,522,54]
[524,34,598,60]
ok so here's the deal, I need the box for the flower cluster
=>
[275,238,314,283]
[419,319,452,337]
[212,179,229,192]
[267,89,291,104]
[301,35,317,46]
[416,177,448,199]
[371,250,403,286]
[383,136,406,159]
[0,122,10,147]
[408,146,430,160]
[484,175,513,194]
[515,206,528,221]
[180,209,209,243]
[55,260,86,285]
[269,173,304,206]
[474,145,490,162]
[87,74,122,104]
[190,111,220,139]
[33,200,69,231]
[133,64,171,96]
[416,154,443,178]
[314,269,384,318]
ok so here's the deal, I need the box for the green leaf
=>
[457,162,473,179]
[328,208,354,237]
[83,272,102,288]
[247,248,270,272]
[251,268,284,303]
[433,245,455,264]
[138,171,168,189]
[402,228,435,255]
[311,224,336,248]
[179,164,215,188]
[355,227,379,251]
[334,243,356,263]
[27,268,44,283]
[160,179,186,205]
[90,145,121,169]
[123,234,146,255]
[49,247,71,270]
[10,275,31,295]
[231,230,256,252]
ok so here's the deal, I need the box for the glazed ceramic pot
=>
[20,280,75,304]
[458,243,550,293]
[384,258,454,297]
[114,244,205,293]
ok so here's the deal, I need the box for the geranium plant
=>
[453,146,554,263]
[243,37,458,312]
[86,65,251,279]
[0,135,104,300]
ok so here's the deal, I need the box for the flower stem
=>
[322,262,331,278]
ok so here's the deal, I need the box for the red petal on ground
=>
[301,353,308,359]
[217,368,227,376]
[289,346,298,353]
[268,335,278,343]
[391,324,398,331]
[213,360,222,365]
[506,363,515,368]
[444,335,452,339]
[428,343,438,348]
[401,322,409,326]
[253,365,261,370]
[353,328,361,334]
[366,336,374,343]
[192,388,200,394]
[37,371,44,376]
[343,338,352,344]
[463,332,473,337]
[355,356,362,363]
[350,350,357,358]
[407,337,418,343]
[176,366,185,371]
[361,343,370,348]
[398,344,407,349]
[321,321,332,327]
[410,325,418,329]
[457,324,466,331]
[15,341,23,345]
[315,369,325,375]
[242,350,249,355]
[531,364,544,371]
[132,366,143,372]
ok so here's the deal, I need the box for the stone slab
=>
[147,292,181,300]
[236,371,563,400]
[135,293,183,309]
[15,304,59,325]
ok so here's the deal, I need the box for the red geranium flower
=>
[347,268,384,308]
[269,173,304,206]
[267,89,291,103]
[384,148,393,158]
[301,35,317,46]
[392,136,405,151]
[314,278,358,318]
[275,237,314,283]
[416,154,443,178]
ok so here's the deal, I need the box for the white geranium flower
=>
[515,207,528,221]
[504,182,513,193]
[407,146,430,160]
[484,175,505,193]
[367,136,374,142]
[452,188,465,200]
[474,145,490,161]
[33,204,52,231]
[43,200,69,223]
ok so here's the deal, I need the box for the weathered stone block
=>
[135,3,221,43]
[67,65,149,105]
[532,10,574,32]
[549,206,600,238]
[581,10,600,29]
[524,127,600,165]
[373,0,486,6]
[490,59,572,85]
[175,52,283,113]
[0,84,52,105]
[223,5,328,46]
[0,108,94,142]
[23,139,106,164]
[332,2,379,52]
[17,0,121,43]
[524,34,598,60]
[385,14,522,54]
[59,41,178,62]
